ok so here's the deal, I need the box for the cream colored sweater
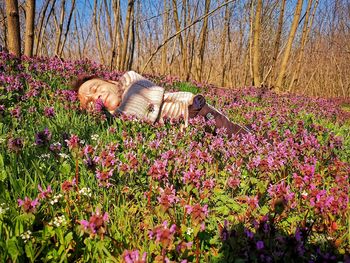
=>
[117,71,195,126]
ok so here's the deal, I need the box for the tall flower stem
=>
[75,156,80,193]
[148,177,152,207]
[162,247,166,263]
[195,235,200,263]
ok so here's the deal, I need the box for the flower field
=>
[0,51,349,262]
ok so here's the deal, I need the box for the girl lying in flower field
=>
[72,71,251,137]
[1,51,349,262]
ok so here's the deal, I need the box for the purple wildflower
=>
[49,142,62,152]
[256,240,264,250]
[37,184,52,200]
[94,97,105,112]
[8,137,24,152]
[18,197,40,213]
[44,107,55,118]
[185,203,209,224]
[148,159,168,181]
[35,128,52,146]
[122,250,147,263]
[10,107,21,118]
[66,134,80,150]
[80,207,109,237]
[61,179,76,192]
[149,221,176,248]
[96,169,114,187]
[157,185,178,210]
[244,228,254,239]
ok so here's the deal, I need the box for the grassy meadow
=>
[0,51,349,262]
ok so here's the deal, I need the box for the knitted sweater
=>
[116,71,250,136]
[117,71,194,126]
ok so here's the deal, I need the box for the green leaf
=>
[25,242,34,262]
[7,237,21,261]
[65,232,73,244]
[0,170,7,182]
[259,205,269,215]
[0,154,7,182]
[60,161,71,176]
[15,214,35,236]
[215,206,230,216]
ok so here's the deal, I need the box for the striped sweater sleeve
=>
[117,71,165,123]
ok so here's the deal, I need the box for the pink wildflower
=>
[185,203,209,224]
[66,134,80,150]
[37,184,52,200]
[149,221,176,248]
[18,197,40,213]
[80,207,109,237]
[122,250,147,263]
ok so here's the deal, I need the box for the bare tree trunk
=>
[0,4,8,49]
[184,0,197,81]
[288,0,318,91]
[119,0,134,70]
[77,7,92,57]
[115,0,123,69]
[110,0,120,69]
[59,0,76,57]
[34,0,50,56]
[268,0,286,87]
[220,1,231,87]
[252,0,262,86]
[172,0,186,78]
[55,0,66,55]
[93,0,105,64]
[187,1,200,81]
[248,0,254,85]
[36,0,56,56]
[74,12,82,59]
[104,0,113,47]
[5,0,21,57]
[181,0,191,80]
[161,0,169,75]
[24,0,35,57]
[169,37,177,75]
[196,0,211,82]
[134,0,141,72]
[275,0,303,92]
[126,7,135,70]
[40,0,56,56]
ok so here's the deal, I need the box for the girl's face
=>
[78,79,124,113]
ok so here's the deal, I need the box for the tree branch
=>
[141,0,236,74]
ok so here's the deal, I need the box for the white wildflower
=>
[39,153,51,159]
[91,134,99,141]
[58,153,69,159]
[186,227,194,236]
[20,230,32,243]
[49,215,67,227]
[78,187,92,197]
[50,194,63,205]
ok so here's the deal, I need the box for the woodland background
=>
[1,0,350,98]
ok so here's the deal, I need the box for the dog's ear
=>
[192,94,206,111]
[70,74,98,91]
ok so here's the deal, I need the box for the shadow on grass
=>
[215,220,349,263]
